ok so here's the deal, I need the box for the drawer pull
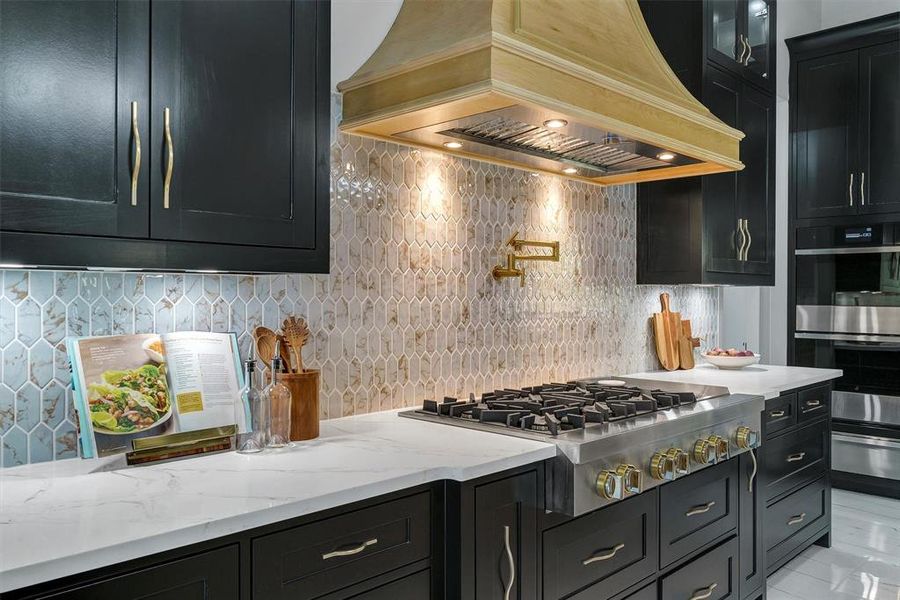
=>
[689,582,718,600]
[787,452,806,463]
[322,538,378,560]
[130,101,141,206]
[787,513,806,526]
[582,542,625,565]
[685,501,716,517]
[163,106,174,209]
[769,410,785,418]
[503,525,515,600]
[804,400,821,409]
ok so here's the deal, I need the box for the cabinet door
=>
[795,51,859,219]
[150,0,324,249]
[703,67,744,275]
[738,451,764,600]
[38,545,239,599]
[742,0,775,91]
[0,0,149,238]
[473,471,538,600]
[858,41,900,215]
[737,83,774,277]
[707,0,743,71]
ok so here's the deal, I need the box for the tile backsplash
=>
[0,112,718,468]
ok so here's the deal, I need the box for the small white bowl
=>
[142,337,166,364]
[702,353,761,369]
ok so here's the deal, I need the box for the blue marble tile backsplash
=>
[0,127,719,468]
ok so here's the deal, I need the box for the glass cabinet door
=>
[709,0,741,65]
[744,0,772,81]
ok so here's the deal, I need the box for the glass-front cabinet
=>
[707,0,775,92]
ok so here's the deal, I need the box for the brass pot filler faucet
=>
[491,231,560,287]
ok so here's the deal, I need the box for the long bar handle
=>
[738,35,748,64]
[736,219,747,261]
[787,452,806,462]
[860,172,865,206]
[690,582,718,600]
[130,101,141,206]
[321,538,378,560]
[849,173,854,206]
[686,501,716,517]
[503,525,515,600]
[748,447,758,494]
[743,219,752,261]
[163,107,174,209]
[745,35,753,66]
[787,513,806,526]
[583,543,625,565]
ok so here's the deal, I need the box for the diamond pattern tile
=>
[0,97,718,467]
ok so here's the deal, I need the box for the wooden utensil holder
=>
[270,370,320,441]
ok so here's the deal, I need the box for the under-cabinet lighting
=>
[543,119,568,128]
[657,152,676,161]
[442,141,463,149]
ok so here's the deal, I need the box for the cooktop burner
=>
[415,381,698,436]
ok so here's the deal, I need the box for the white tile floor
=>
[767,489,900,600]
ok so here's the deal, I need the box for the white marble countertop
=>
[0,409,555,593]
[624,363,842,399]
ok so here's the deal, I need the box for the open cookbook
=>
[67,332,249,458]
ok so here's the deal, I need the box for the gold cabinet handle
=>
[748,447,758,494]
[738,35,749,64]
[736,219,747,261]
[769,410,785,418]
[787,513,806,526]
[804,399,821,409]
[321,538,377,560]
[860,172,865,206]
[163,107,174,209]
[849,173,855,206]
[130,101,142,206]
[690,582,718,600]
[503,525,515,600]
[787,452,806,463]
[686,501,716,517]
[745,35,753,66]
[583,543,625,565]
[743,219,752,260]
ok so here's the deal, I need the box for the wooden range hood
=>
[338,0,744,186]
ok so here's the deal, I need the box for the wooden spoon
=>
[276,334,293,373]
[281,316,310,373]
[253,326,278,369]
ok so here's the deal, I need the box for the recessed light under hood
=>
[338,0,744,185]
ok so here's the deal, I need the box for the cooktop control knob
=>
[666,447,691,476]
[693,439,716,465]
[596,470,623,500]
[707,435,731,461]
[615,464,643,495]
[650,451,676,481]
[736,426,759,449]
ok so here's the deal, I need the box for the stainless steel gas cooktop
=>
[400,377,764,516]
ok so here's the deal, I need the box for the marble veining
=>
[0,410,555,593]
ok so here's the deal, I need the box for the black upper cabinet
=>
[707,0,776,93]
[150,0,319,249]
[637,0,776,285]
[0,0,330,273]
[0,1,149,238]
[789,15,900,222]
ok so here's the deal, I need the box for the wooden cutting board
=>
[652,293,680,371]
[679,320,695,369]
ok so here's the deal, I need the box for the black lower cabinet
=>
[737,451,764,600]
[660,537,739,600]
[341,569,431,600]
[31,545,239,600]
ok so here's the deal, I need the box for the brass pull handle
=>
[583,543,625,565]
[787,513,806,526]
[690,582,718,600]
[503,525,515,600]
[770,409,785,418]
[743,219,752,260]
[130,101,141,206]
[686,501,716,517]
[787,452,806,462]
[748,447,758,494]
[804,399,821,409]
[745,35,753,66]
[321,538,378,560]
[163,107,174,209]
[736,219,747,260]
[849,173,855,206]
[860,172,865,206]
[738,35,748,64]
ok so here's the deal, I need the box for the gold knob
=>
[616,464,643,495]
[707,435,730,461]
[596,470,622,499]
[666,447,690,476]
[650,450,681,480]
[693,439,715,465]
[736,426,758,449]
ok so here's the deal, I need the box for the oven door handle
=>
[794,332,900,345]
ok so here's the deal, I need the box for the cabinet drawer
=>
[765,477,828,555]
[622,583,656,600]
[341,569,430,600]
[252,492,431,600]
[659,459,738,567]
[660,537,738,600]
[543,490,658,600]
[797,385,830,423]
[762,421,828,502]
[763,394,796,439]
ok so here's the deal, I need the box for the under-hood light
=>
[562,167,578,175]
[543,119,568,129]
[443,141,463,149]
[657,152,676,161]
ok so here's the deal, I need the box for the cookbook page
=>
[161,332,248,433]
[68,334,175,458]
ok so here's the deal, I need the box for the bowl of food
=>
[702,348,761,369]
[87,364,172,435]
[142,337,166,364]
